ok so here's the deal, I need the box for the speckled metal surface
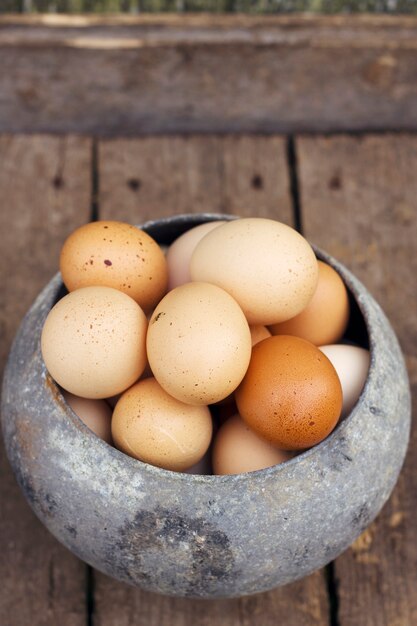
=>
[1,213,411,598]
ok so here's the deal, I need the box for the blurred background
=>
[2,0,417,13]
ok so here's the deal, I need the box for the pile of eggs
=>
[41,217,370,475]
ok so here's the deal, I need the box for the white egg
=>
[319,344,370,417]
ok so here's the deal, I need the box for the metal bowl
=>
[1,213,411,598]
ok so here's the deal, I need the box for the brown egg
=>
[213,414,293,475]
[250,325,271,346]
[235,335,342,450]
[269,261,349,346]
[112,378,213,472]
[60,220,168,313]
[62,391,113,445]
[41,286,148,399]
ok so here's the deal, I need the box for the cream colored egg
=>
[41,286,148,399]
[112,378,213,472]
[250,325,271,346]
[166,221,226,290]
[146,282,252,405]
[60,220,168,313]
[190,218,318,325]
[212,414,293,475]
[62,390,113,444]
[319,344,370,417]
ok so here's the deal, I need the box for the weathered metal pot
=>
[1,213,411,598]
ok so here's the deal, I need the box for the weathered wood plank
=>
[94,131,329,626]
[0,134,92,626]
[93,570,329,626]
[2,15,417,135]
[297,133,417,626]
[98,135,293,224]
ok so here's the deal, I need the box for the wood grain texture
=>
[2,15,417,135]
[93,570,329,626]
[94,131,329,626]
[98,135,293,224]
[3,0,417,13]
[297,133,417,626]
[0,134,92,626]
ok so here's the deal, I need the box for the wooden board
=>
[2,15,417,135]
[0,134,92,626]
[297,134,417,626]
[3,0,417,13]
[93,570,329,626]
[99,135,293,224]
[94,132,330,626]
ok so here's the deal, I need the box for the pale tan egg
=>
[111,378,213,472]
[146,282,252,405]
[41,286,148,399]
[319,344,370,417]
[62,390,113,444]
[212,414,293,475]
[60,220,168,313]
[166,221,226,290]
[190,218,318,325]
[250,325,271,346]
[270,261,350,345]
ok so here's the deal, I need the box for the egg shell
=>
[250,325,271,346]
[62,391,113,444]
[41,286,148,399]
[166,221,226,290]
[60,220,168,312]
[319,344,370,417]
[190,218,318,325]
[235,335,343,450]
[146,282,252,405]
[111,378,213,472]
[212,414,293,475]
[270,261,350,345]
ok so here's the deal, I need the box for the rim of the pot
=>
[48,213,375,485]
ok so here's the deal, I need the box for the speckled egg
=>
[235,335,343,450]
[60,220,168,312]
[146,282,252,405]
[41,286,148,399]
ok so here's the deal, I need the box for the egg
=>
[111,378,213,472]
[166,221,226,290]
[235,335,343,450]
[62,391,113,444]
[213,414,293,475]
[270,261,350,345]
[60,220,168,312]
[250,325,271,346]
[41,286,148,399]
[190,218,318,325]
[146,282,252,405]
[319,344,370,417]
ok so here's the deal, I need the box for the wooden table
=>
[1,15,416,626]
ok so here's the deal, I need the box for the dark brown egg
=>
[235,335,343,450]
